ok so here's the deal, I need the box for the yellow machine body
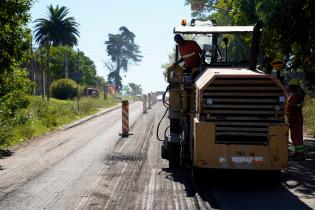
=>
[191,67,289,171]
[163,21,289,174]
[194,119,288,170]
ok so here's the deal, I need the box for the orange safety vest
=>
[179,40,202,69]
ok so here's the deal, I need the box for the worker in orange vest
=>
[285,79,305,161]
[173,34,203,78]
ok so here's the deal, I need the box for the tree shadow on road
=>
[162,167,314,210]
[284,161,315,199]
[162,168,195,197]
[0,149,13,170]
[198,172,313,210]
[0,149,13,159]
[162,167,220,209]
[283,139,315,199]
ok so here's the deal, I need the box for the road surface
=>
[0,102,314,210]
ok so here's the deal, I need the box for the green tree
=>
[31,46,98,88]
[161,49,176,80]
[33,4,79,47]
[0,0,32,144]
[185,0,315,84]
[161,49,176,70]
[0,0,32,74]
[0,0,33,145]
[105,26,142,91]
[122,85,131,96]
[77,50,98,86]
[128,83,142,96]
[33,4,80,100]
[95,76,106,90]
[0,69,32,145]
[48,46,77,80]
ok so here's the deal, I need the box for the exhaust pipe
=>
[249,21,263,70]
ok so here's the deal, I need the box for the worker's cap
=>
[174,34,184,42]
[289,79,300,86]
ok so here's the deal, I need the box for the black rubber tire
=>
[180,121,191,169]
[168,143,180,169]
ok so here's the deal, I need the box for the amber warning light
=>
[181,19,187,26]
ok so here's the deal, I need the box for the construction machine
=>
[160,19,288,179]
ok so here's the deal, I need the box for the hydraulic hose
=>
[156,107,169,142]
[162,85,170,108]
[157,85,171,141]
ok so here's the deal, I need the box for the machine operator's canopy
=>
[173,20,258,67]
[174,25,254,34]
[174,19,254,34]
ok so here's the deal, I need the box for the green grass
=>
[1,95,118,148]
[303,95,315,137]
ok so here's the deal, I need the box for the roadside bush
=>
[0,68,32,146]
[50,78,77,100]
[36,100,59,127]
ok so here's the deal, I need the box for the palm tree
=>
[33,4,79,47]
[33,4,79,100]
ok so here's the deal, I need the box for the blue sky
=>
[30,0,191,93]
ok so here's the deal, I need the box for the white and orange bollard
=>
[119,100,132,137]
[143,94,147,114]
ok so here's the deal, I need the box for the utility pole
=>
[30,35,37,96]
[64,51,69,78]
[46,39,51,101]
[76,49,80,113]
[41,53,45,100]
[30,44,35,95]
[104,84,107,100]
[33,50,37,95]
